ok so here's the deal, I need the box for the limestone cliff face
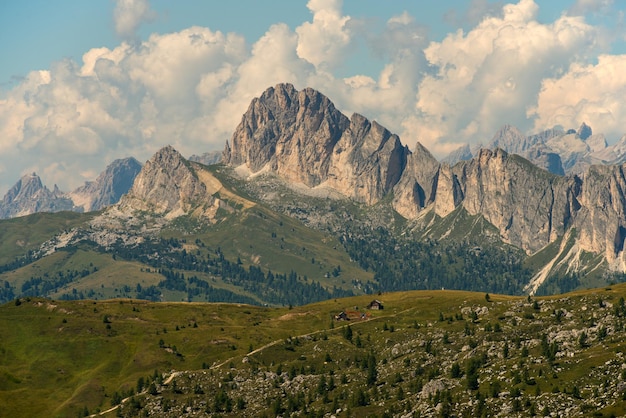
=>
[575,164,626,267]
[446,149,580,253]
[326,114,408,204]
[119,146,214,218]
[399,146,626,264]
[394,147,580,254]
[224,83,349,183]
[224,83,407,204]
[392,142,440,219]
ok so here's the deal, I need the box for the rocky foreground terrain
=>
[109,287,626,417]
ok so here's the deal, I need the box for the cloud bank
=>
[1,0,625,194]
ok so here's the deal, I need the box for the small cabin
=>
[367,300,384,310]
[334,311,349,321]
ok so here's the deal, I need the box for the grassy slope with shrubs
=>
[3,284,626,417]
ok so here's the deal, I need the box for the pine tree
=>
[367,353,378,386]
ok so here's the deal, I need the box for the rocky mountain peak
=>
[223,83,407,204]
[223,83,348,176]
[8,173,43,201]
[487,125,535,155]
[119,145,212,218]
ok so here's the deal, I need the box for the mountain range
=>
[3,83,626,302]
[443,122,626,176]
[221,83,626,289]
[0,157,142,219]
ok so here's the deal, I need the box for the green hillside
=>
[0,182,372,306]
[3,285,626,417]
[0,211,90,264]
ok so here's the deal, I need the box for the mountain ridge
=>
[0,172,74,218]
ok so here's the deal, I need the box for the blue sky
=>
[5,1,619,88]
[0,0,625,195]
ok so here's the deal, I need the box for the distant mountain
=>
[440,143,472,165]
[0,173,73,218]
[188,150,222,165]
[68,157,142,212]
[0,158,141,219]
[592,133,626,165]
[443,122,626,176]
[488,124,538,155]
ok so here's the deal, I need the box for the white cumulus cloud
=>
[0,26,250,192]
[529,54,626,139]
[296,0,352,71]
[114,0,157,39]
[411,0,603,154]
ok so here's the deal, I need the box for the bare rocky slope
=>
[118,146,214,218]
